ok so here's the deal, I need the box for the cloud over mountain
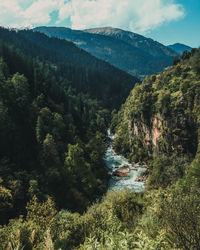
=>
[61,0,184,34]
[0,0,184,34]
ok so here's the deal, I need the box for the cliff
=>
[112,48,200,163]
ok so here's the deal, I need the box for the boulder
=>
[112,171,128,177]
[136,171,149,182]
[118,165,130,173]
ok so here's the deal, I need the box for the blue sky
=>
[148,0,200,47]
[0,0,199,47]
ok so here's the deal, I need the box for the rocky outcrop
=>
[128,113,163,154]
[136,171,149,183]
[112,171,128,177]
[112,165,130,177]
[151,115,162,146]
[112,48,200,162]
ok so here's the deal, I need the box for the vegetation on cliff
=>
[111,48,200,186]
[1,26,200,249]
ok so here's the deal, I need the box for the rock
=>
[134,162,149,168]
[130,166,137,170]
[119,165,129,169]
[136,171,149,182]
[112,171,128,177]
[118,165,130,173]
[136,176,143,182]
[134,163,140,167]
[111,149,116,154]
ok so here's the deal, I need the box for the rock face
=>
[113,59,199,160]
[132,114,162,148]
[128,111,197,157]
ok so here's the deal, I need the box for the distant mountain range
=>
[168,43,192,55]
[33,26,178,79]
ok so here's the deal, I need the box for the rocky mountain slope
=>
[85,27,177,57]
[34,26,178,79]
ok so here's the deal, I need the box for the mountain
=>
[168,43,192,55]
[0,27,137,109]
[33,26,178,79]
[85,27,177,58]
[0,26,141,225]
[1,27,200,249]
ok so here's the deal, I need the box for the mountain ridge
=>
[168,42,192,55]
[33,26,178,79]
[85,26,177,57]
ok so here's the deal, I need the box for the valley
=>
[104,129,146,192]
[0,25,199,249]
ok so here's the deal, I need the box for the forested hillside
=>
[0,27,139,224]
[168,43,192,55]
[1,27,200,250]
[111,49,200,166]
[0,27,137,109]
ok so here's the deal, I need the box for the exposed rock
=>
[136,171,149,182]
[118,165,130,173]
[133,162,148,168]
[130,166,137,170]
[152,114,162,147]
[112,171,128,177]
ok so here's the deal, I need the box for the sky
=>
[0,0,199,47]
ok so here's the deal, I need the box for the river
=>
[104,129,146,192]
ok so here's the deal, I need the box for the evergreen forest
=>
[0,27,200,250]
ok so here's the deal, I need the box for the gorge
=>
[104,129,146,192]
[0,26,200,249]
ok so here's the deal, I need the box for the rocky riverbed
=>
[104,129,148,192]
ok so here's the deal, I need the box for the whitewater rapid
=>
[104,129,146,192]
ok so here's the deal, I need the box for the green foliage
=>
[111,48,200,181]
[0,196,57,250]
[1,24,200,250]
[0,32,115,219]
[11,73,30,110]
[0,178,13,223]
[42,133,61,169]
[26,196,57,230]
[1,181,200,250]
[51,190,144,249]
[158,185,200,249]
[147,154,189,189]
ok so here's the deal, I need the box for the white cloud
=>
[0,0,184,33]
[0,0,59,28]
[23,0,58,26]
[0,0,24,27]
[59,0,184,34]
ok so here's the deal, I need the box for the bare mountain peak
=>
[84,26,132,35]
[84,27,177,57]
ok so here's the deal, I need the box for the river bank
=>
[104,129,147,192]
